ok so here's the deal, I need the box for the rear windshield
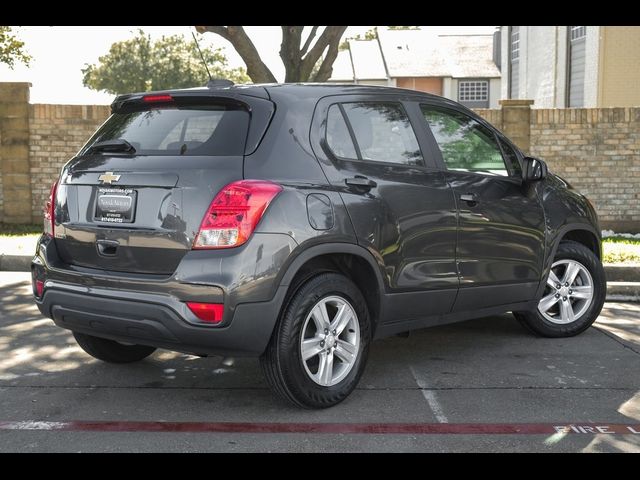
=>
[83,105,249,156]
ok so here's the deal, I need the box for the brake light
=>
[35,280,44,297]
[44,180,58,238]
[143,94,173,103]
[193,180,282,249]
[186,302,224,324]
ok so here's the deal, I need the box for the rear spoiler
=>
[110,90,275,156]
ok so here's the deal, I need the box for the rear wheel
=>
[260,272,371,408]
[73,332,156,363]
[514,241,606,337]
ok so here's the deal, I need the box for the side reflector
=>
[186,302,224,324]
[44,180,58,238]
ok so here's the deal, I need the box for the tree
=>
[195,26,348,83]
[82,30,249,95]
[0,26,31,69]
[340,28,377,51]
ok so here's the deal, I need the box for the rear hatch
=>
[54,93,259,275]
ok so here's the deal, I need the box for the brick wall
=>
[0,82,639,232]
[528,108,640,232]
[476,105,640,231]
[0,129,3,224]
[29,104,110,222]
[0,83,31,225]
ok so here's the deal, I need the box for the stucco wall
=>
[501,26,606,108]
[598,26,640,107]
[395,77,443,95]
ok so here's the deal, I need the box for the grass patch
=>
[603,236,640,264]
[0,224,42,237]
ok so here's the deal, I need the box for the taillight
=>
[35,280,45,297]
[43,180,58,238]
[186,302,224,324]
[193,180,282,249]
[142,94,173,103]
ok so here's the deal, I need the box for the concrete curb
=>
[604,264,640,282]
[0,254,32,272]
[1,255,639,301]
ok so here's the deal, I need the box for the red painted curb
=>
[0,421,638,435]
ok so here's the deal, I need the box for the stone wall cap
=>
[499,99,534,107]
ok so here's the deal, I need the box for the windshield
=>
[82,105,249,156]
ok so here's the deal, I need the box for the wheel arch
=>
[553,224,601,261]
[536,223,601,299]
[277,243,386,335]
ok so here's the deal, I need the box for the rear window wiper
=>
[86,139,136,154]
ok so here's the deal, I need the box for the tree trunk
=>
[197,26,347,83]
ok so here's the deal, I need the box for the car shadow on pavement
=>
[1,277,639,451]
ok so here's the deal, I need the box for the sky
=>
[0,26,497,105]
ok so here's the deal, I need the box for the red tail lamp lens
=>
[186,302,224,324]
[35,280,44,297]
[193,180,282,249]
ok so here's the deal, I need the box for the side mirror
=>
[522,156,548,182]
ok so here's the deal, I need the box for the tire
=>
[73,332,156,363]
[514,240,606,338]
[260,272,371,409]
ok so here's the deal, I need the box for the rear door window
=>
[326,102,423,166]
[84,106,249,156]
[326,104,358,159]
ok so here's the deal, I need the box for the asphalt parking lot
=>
[1,271,638,452]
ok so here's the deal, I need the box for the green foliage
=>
[0,224,41,236]
[603,237,640,264]
[82,30,249,95]
[339,28,377,51]
[0,26,31,69]
[425,109,504,173]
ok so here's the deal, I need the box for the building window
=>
[567,26,586,107]
[459,80,489,103]
[510,26,520,61]
[570,26,586,41]
[509,26,520,99]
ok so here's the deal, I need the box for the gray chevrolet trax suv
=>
[32,84,606,408]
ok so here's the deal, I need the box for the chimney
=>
[493,28,501,71]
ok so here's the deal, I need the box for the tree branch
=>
[300,26,319,57]
[312,37,341,82]
[196,25,276,83]
[299,26,347,81]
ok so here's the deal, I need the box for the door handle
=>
[460,193,478,206]
[345,176,377,191]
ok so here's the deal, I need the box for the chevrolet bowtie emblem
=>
[98,172,121,184]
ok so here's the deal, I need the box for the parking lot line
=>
[409,365,449,423]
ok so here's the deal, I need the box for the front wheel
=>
[260,272,371,408]
[514,240,606,337]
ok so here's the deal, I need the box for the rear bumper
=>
[36,285,287,357]
[32,233,296,356]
